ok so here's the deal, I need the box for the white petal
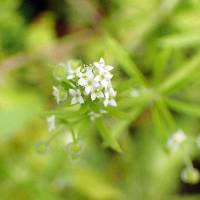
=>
[94,62,99,68]
[52,86,60,104]
[53,86,58,92]
[67,74,74,80]
[78,78,87,86]
[167,130,186,151]
[75,67,81,75]
[98,67,106,74]
[99,58,105,63]
[93,81,100,88]
[47,115,55,132]
[86,70,94,79]
[69,89,75,96]
[101,79,109,87]
[97,91,104,98]
[173,130,186,143]
[67,68,74,74]
[71,97,77,104]
[78,96,84,104]
[91,93,97,101]
[103,99,109,107]
[76,71,83,78]
[110,88,117,97]
[106,72,113,79]
[167,140,179,151]
[107,65,113,71]
[94,75,100,82]
[109,99,117,107]
[104,90,110,98]
[85,85,92,94]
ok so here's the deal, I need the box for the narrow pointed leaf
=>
[159,52,200,94]
[166,98,200,117]
[95,118,122,152]
[107,37,146,86]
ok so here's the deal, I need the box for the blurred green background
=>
[1,0,200,199]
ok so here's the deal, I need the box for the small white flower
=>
[167,129,187,151]
[91,89,104,101]
[69,89,84,105]
[103,97,117,107]
[47,115,55,132]
[94,58,113,73]
[105,87,117,99]
[103,87,117,107]
[94,72,113,88]
[77,68,91,82]
[181,166,200,184]
[85,81,99,95]
[66,67,76,80]
[52,86,60,104]
[77,68,93,85]
[77,69,99,95]
[130,89,139,97]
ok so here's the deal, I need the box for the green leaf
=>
[155,99,176,132]
[117,88,156,109]
[159,52,200,94]
[106,37,147,86]
[159,32,200,49]
[151,106,169,145]
[166,98,200,117]
[95,118,122,152]
[111,107,143,139]
[107,107,137,120]
[116,79,137,92]
[152,47,172,85]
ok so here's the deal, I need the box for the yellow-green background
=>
[1,0,200,199]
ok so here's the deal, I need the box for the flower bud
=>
[167,130,186,151]
[66,141,83,162]
[181,166,200,184]
[68,142,82,155]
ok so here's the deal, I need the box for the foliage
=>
[1,0,200,199]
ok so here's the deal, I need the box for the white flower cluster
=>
[167,129,186,151]
[65,58,117,107]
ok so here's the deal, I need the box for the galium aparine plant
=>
[44,55,200,183]
[44,58,118,161]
